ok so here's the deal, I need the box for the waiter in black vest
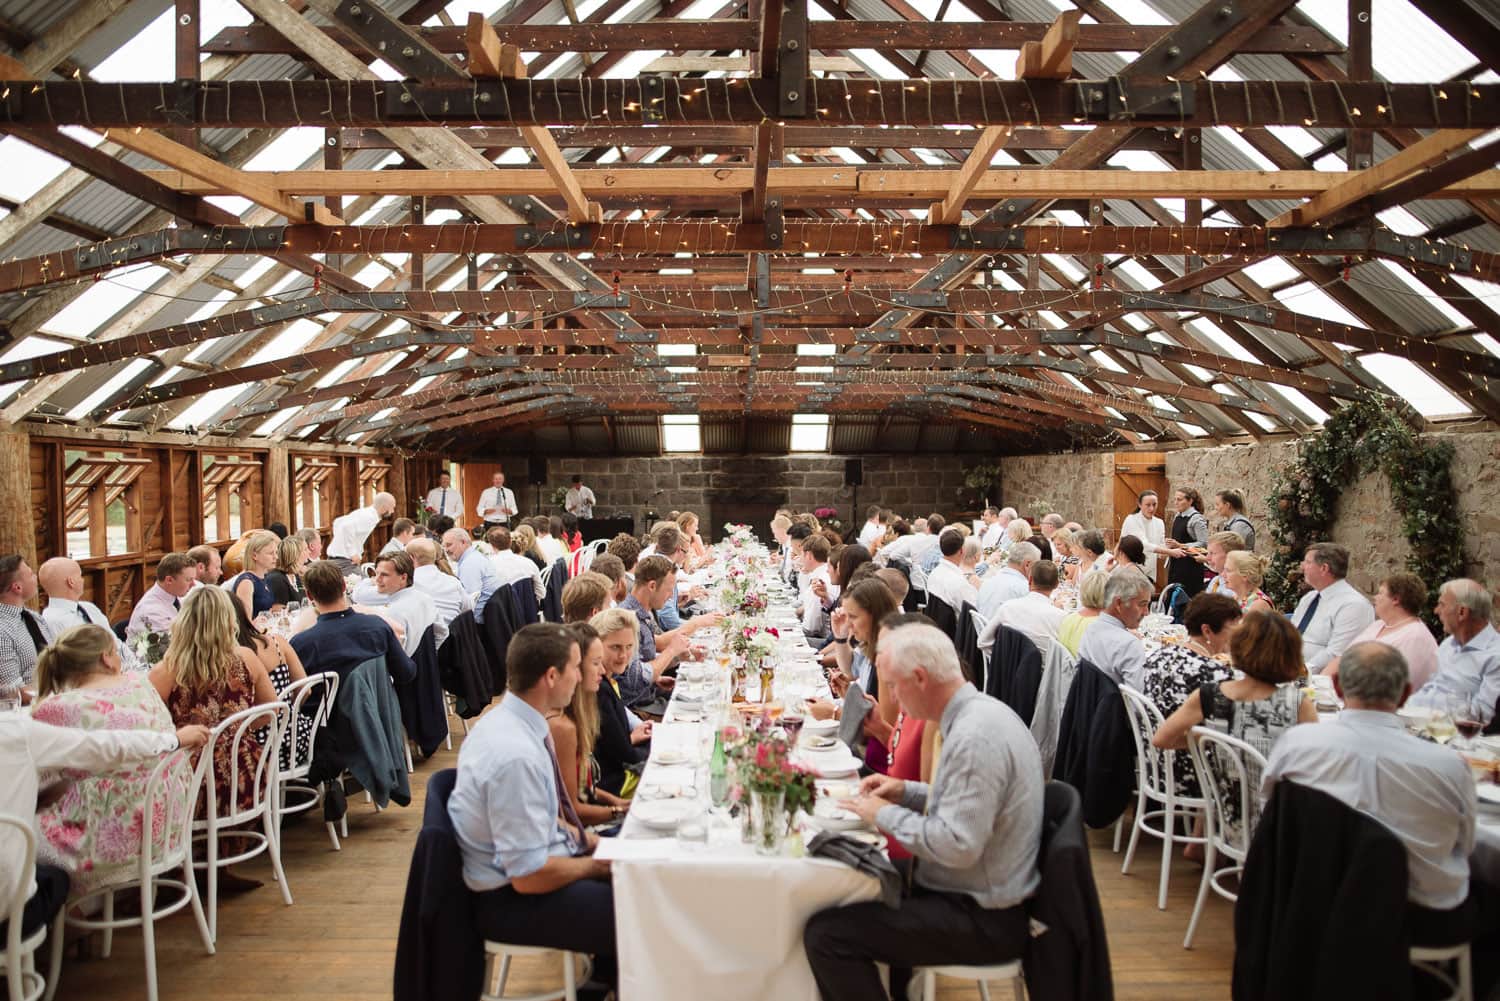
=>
[1162,487,1210,599]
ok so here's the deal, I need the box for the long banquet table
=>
[596,550,881,1001]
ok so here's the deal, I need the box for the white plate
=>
[669,709,703,723]
[817,779,859,799]
[631,798,700,830]
[652,748,691,766]
[843,830,889,851]
[803,735,842,752]
[809,802,865,832]
[802,751,863,777]
[1478,784,1500,807]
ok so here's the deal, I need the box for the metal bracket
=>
[764,198,784,250]
[513,224,597,251]
[615,330,658,344]
[74,232,177,273]
[855,329,900,343]
[384,81,510,120]
[1077,77,1194,122]
[883,291,949,309]
[835,356,872,367]
[952,227,1028,251]
[333,0,461,81]
[571,291,628,308]
[178,227,290,253]
[778,0,809,118]
[348,328,471,357]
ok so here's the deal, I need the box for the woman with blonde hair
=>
[590,608,651,797]
[1050,526,1082,584]
[511,523,546,570]
[1223,549,1275,615]
[548,622,630,827]
[675,510,711,565]
[265,535,308,609]
[1057,570,1109,656]
[229,529,279,619]
[30,625,194,897]
[148,586,278,820]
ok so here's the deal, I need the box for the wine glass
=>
[1451,696,1483,749]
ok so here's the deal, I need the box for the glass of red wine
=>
[1450,696,1482,748]
[781,711,805,746]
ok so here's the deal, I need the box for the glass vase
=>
[731,665,749,703]
[749,787,787,856]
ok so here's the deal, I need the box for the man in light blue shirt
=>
[448,622,615,994]
[442,528,501,622]
[1406,579,1500,723]
[976,542,1038,620]
[1078,568,1151,691]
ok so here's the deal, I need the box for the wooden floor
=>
[54,725,1235,1001]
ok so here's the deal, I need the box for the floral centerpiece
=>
[722,722,818,854]
[813,506,844,536]
[130,629,169,667]
[718,566,767,617]
[722,522,756,549]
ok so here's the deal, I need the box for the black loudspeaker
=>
[844,458,864,487]
[528,456,547,485]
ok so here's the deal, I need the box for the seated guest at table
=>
[266,535,309,610]
[449,623,615,1001]
[563,572,613,624]
[829,579,902,770]
[427,515,456,542]
[513,524,547,571]
[1078,567,1152,690]
[589,554,627,607]
[405,538,474,633]
[1153,608,1315,763]
[442,528,501,623]
[1140,593,1240,798]
[535,518,570,566]
[1048,527,1082,585]
[560,513,584,553]
[1406,578,1500,724]
[806,623,1042,1001]
[1215,489,1255,550]
[875,567,910,607]
[186,544,223,587]
[1222,550,1274,615]
[549,622,630,828]
[1075,529,1111,578]
[606,532,641,583]
[1202,531,1245,598]
[295,528,324,562]
[1325,572,1440,691]
[978,560,1068,660]
[1057,570,1108,657]
[1112,535,1152,586]
[127,552,197,642]
[360,552,438,656]
[783,523,813,587]
[797,534,835,641]
[289,561,416,687]
[646,526,692,631]
[590,608,652,797]
[856,505,889,550]
[617,556,691,713]
[978,507,1006,550]
[1290,543,1374,674]
[327,492,396,573]
[958,536,986,593]
[676,511,710,566]
[869,615,939,862]
[230,595,313,764]
[771,513,793,575]
[1266,641,1477,949]
[380,518,417,557]
[38,557,124,657]
[228,530,279,620]
[487,527,545,603]
[976,541,1038,620]
[4,708,209,948]
[30,624,195,898]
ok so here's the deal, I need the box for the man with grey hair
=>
[976,541,1039,620]
[804,623,1042,1001]
[1077,567,1152,690]
[1406,578,1500,724]
[327,490,397,571]
[1265,641,1477,946]
[924,529,978,613]
[1289,542,1374,674]
[1038,513,1065,540]
[442,527,501,622]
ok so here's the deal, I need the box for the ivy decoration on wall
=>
[1264,392,1466,634]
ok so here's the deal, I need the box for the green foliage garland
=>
[1264,393,1466,633]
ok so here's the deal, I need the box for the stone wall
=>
[999,451,1117,529]
[1164,431,1500,595]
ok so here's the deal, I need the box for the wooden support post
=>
[0,428,37,571]
[174,0,200,150]
[1015,9,1081,80]
[1347,0,1373,170]
[266,444,291,529]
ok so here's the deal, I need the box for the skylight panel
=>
[797,344,837,356]
[1062,373,1092,393]
[847,50,906,81]
[1247,411,1278,432]
[796,365,834,374]
[1376,207,1429,237]
[1357,354,1471,417]
[404,376,437,395]
[1270,385,1330,424]
[1114,259,1161,291]
[247,318,323,366]
[1272,283,1363,326]
[314,360,360,389]
[1187,318,1259,363]
[1243,257,1299,288]
[1211,126,1278,171]
[657,344,698,357]
[1299,0,1477,82]
[0,138,68,203]
[254,405,304,436]
[1045,255,1086,282]
[1088,350,1127,374]
[64,359,154,420]
[1176,422,1210,437]
[1370,260,1470,329]
[244,128,325,172]
[169,386,242,429]
[790,413,831,452]
[92,8,173,82]
[41,265,169,338]
[1148,395,1180,413]
[662,414,701,452]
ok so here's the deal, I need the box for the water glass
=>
[0,686,21,714]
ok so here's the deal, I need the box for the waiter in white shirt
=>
[476,471,517,531]
[1120,489,1168,585]
[327,492,396,572]
[37,558,126,656]
[564,475,596,520]
[424,472,464,521]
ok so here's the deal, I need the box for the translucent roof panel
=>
[1356,354,1471,417]
[1297,0,1479,82]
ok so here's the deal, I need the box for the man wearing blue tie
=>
[1289,543,1374,674]
[38,557,127,657]
[424,471,464,521]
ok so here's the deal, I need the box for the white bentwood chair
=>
[43,750,215,1001]
[1410,942,1473,1001]
[1,815,50,1001]
[1183,726,1266,949]
[481,942,592,1001]
[916,961,1025,1001]
[193,701,293,942]
[1119,686,1207,910]
[274,672,342,852]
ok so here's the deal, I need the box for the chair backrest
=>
[139,749,204,878]
[969,608,989,641]
[588,539,609,555]
[1119,685,1175,800]
[1188,725,1268,862]
[277,671,340,779]
[0,812,36,949]
[538,563,554,593]
[197,701,289,827]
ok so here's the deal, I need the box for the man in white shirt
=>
[486,527,545,604]
[1290,543,1374,673]
[856,505,888,550]
[1406,579,1500,722]
[564,475,596,520]
[406,538,474,629]
[1120,489,1167,583]
[979,507,1007,550]
[977,541,1039,620]
[476,472,517,530]
[381,518,418,557]
[327,491,396,570]
[186,544,223,586]
[979,559,1067,659]
[358,551,439,654]
[797,534,834,640]
[1264,641,1476,942]
[1078,568,1151,690]
[38,558,125,656]
[536,519,569,567]
[924,530,979,613]
[424,472,465,521]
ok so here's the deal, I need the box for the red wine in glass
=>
[1456,717,1482,740]
[782,713,805,744]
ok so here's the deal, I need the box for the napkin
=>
[838,681,871,749]
[807,831,902,908]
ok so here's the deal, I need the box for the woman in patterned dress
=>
[30,624,194,898]
[230,595,313,769]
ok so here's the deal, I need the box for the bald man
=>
[39,558,126,656]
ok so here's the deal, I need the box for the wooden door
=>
[461,462,501,527]
[1112,451,1169,586]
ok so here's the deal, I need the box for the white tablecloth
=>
[601,571,881,1001]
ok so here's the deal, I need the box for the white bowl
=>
[802,718,839,737]
[631,798,700,830]
[810,801,865,832]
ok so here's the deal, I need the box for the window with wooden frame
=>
[62,450,150,560]
[293,457,339,530]
[357,458,391,507]
[200,454,263,544]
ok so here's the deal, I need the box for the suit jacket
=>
[394,768,483,1001]
[954,602,987,690]
[1023,781,1115,1001]
[1030,642,1079,779]
[479,586,520,697]
[924,594,958,642]
[311,655,411,808]
[987,624,1044,727]
[596,678,648,796]
[1233,782,1411,1001]
[1054,660,1135,829]
[397,626,449,759]
[541,558,570,623]
[436,610,490,720]
[510,578,540,624]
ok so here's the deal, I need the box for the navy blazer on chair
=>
[986,625,1044,727]
[541,558,570,623]
[399,626,450,759]
[1054,660,1134,829]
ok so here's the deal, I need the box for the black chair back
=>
[1022,781,1115,1001]
[954,602,987,690]
[987,625,1044,726]
[923,594,958,640]
[541,557,570,622]
[112,619,129,642]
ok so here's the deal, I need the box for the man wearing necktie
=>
[1289,543,1374,674]
[37,557,129,657]
[424,471,464,521]
[0,554,55,691]
[476,471,517,532]
[448,622,615,1001]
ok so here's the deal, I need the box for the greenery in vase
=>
[548,485,569,509]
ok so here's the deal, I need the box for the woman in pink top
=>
[1325,572,1439,688]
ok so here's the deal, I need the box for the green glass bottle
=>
[709,730,730,807]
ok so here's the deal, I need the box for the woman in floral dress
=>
[30,624,193,898]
